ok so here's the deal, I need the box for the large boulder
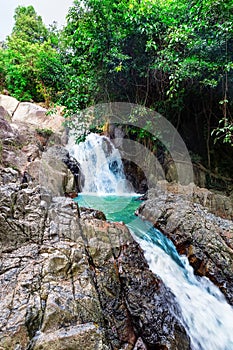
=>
[40,146,81,196]
[0,108,77,194]
[162,181,233,220]
[12,102,64,134]
[0,184,191,350]
[137,185,233,305]
[0,94,19,117]
[0,111,42,173]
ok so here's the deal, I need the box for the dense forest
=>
[0,0,233,181]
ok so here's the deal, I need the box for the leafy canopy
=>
[0,6,66,104]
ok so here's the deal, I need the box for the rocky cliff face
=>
[0,182,191,350]
[0,95,191,350]
[0,95,82,197]
[137,184,233,305]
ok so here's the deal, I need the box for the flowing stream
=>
[68,133,233,350]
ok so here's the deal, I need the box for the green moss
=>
[36,128,53,138]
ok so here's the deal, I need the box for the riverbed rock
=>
[137,185,233,305]
[0,183,191,350]
[161,181,233,219]
[79,207,106,220]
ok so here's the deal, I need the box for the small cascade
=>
[67,133,133,194]
[129,219,233,350]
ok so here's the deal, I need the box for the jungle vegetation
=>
[0,0,233,178]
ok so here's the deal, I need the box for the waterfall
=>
[67,133,133,194]
[69,132,233,350]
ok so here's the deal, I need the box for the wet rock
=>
[122,159,148,194]
[81,219,191,349]
[118,236,190,350]
[0,184,191,350]
[79,207,106,220]
[137,185,233,305]
[65,191,78,198]
[41,146,82,194]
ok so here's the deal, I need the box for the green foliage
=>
[212,118,233,145]
[0,6,66,104]
[11,6,48,43]
[61,0,233,163]
[35,128,54,137]
[1,0,233,172]
[63,0,233,106]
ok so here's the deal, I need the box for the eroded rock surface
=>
[163,181,233,220]
[137,185,233,305]
[0,104,80,196]
[0,184,191,350]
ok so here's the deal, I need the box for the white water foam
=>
[131,221,233,350]
[67,133,133,194]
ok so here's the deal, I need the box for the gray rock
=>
[12,102,64,134]
[40,146,81,195]
[33,323,108,350]
[0,184,191,350]
[0,185,50,252]
[0,167,20,185]
[0,94,19,116]
[0,105,11,121]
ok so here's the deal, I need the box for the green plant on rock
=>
[35,128,54,138]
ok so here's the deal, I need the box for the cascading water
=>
[67,133,132,194]
[69,133,233,350]
[129,219,233,350]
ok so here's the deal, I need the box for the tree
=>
[0,6,66,104]
[63,0,233,174]
[10,5,48,43]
